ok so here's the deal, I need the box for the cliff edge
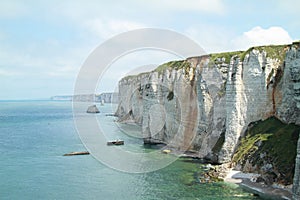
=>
[116,42,300,193]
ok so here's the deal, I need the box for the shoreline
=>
[224,169,293,200]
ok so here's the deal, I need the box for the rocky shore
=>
[225,170,293,200]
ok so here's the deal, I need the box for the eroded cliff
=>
[116,43,300,190]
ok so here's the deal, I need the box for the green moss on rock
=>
[233,117,300,185]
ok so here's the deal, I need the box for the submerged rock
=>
[87,105,100,113]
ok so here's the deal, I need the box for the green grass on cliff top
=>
[121,60,190,80]
[209,51,244,65]
[209,44,290,65]
[154,60,191,73]
[233,117,300,184]
[121,43,295,80]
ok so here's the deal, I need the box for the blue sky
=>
[0,0,299,100]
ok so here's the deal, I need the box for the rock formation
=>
[116,43,300,188]
[51,93,118,103]
[87,105,100,113]
[293,137,300,199]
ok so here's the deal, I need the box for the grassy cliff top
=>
[209,44,291,65]
[154,60,191,73]
[209,51,244,65]
[121,43,296,81]
[121,60,191,81]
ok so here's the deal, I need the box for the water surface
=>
[0,101,261,199]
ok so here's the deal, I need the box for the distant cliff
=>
[51,93,118,103]
[116,42,300,188]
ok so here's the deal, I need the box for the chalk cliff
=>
[117,43,299,158]
[116,43,300,189]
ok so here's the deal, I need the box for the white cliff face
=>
[117,61,200,150]
[218,57,247,163]
[116,57,227,154]
[277,46,300,124]
[116,44,300,164]
[219,50,283,162]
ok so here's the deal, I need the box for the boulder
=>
[87,105,100,113]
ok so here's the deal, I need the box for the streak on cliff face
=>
[116,43,300,164]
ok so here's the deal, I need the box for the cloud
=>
[47,65,78,77]
[276,0,300,14]
[85,18,145,39]
[0,69,19,76]
[231,26,293,50]
[0,1,28,18]
[141,0,226,14]
[185,25,294,53]
[0,37,86,79]
[184,24,236,53]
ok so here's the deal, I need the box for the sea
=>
[0,100,261,200]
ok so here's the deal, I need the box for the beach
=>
[225,169,293,200]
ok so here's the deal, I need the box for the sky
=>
[0,0,299,100]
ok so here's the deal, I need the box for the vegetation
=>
[209,51,244,66]
[208,44,289,68]
[121,43,293,81]
[154,60,191,74]
[120,71,151,81]
[254,45,287,60]
[217,81,227,98]
[233,117,300,185]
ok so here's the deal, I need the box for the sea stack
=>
[87,105,100,113]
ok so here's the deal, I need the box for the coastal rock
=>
[87,105,100,113]
[232,117,300,185]
[277,45,300,124]
[293,137,300,200]
[116,43,300,166]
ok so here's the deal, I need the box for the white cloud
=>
[47,65,78,77]
[0,37,86,79]
[141,0,225,14]
[0,1,28,18]
[184,24,235,53]
[84,18,145,39]
[277,0,300,13]
[185,26,294,53]
[0,69,19,76]
[231,26,293,50]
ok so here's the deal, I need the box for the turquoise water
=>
[0,101,261,200]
